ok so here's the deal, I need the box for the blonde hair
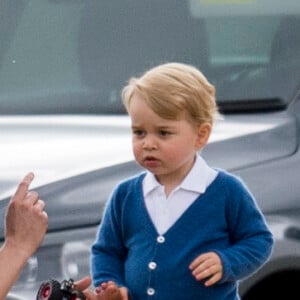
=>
[122,62,218,126]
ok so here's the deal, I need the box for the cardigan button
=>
[148,261,157,270]
[157,235,165,243]
[147,288,155,296]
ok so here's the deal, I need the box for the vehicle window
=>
[0,0,299,114]
[206,17,280,66]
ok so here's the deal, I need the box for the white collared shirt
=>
[143,155,218,235]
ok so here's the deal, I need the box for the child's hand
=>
[119,287,129,300]
[96,281,128,300]
[189,251,223,287]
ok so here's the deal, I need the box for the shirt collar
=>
[143,155,216,196]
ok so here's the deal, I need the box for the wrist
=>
[2,239,33,263]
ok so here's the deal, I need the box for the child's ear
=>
[195,123,212,149]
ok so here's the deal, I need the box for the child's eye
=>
[159,130,171,136]
[133,129,145,137]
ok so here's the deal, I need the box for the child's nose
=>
[142,135,157,150]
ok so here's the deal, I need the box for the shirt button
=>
[147,288,155,296]
[157,235,165,243]
[148,262,157,270]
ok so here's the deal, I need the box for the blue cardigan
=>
[91,170,274,300]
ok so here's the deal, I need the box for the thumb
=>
[74,276,92,291]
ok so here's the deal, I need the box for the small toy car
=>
[36,278,86,300]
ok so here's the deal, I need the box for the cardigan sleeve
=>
[91,186,127,288]
[214,173,274,283]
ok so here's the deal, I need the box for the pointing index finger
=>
[13,172,35,200]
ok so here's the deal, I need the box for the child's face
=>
[127,94,211,186]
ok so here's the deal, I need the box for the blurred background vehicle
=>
[0,0,300,299]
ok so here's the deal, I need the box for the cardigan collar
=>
[143,154,217,196]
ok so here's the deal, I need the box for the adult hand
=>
[5,172,48,256]
[0,172,48,299]
[75,276,98,300]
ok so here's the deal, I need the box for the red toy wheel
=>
[36,279,62,300]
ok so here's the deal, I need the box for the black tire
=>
[36,279,63,300]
